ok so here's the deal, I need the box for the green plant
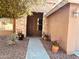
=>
[52,41,59,46]
[44,34,49,38]
[8,33,18,45]
[42,34,50,41]
[51,41,59,53]
[0,0,45,18]
[10,33,17,41]
[52,36,62,46]
[51,36,62,53]
[0,0,45,32]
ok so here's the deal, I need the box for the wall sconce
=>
[73,9,79,17]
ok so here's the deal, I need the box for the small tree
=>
[0,0,45,32]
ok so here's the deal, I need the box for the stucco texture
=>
[43,4,70,52]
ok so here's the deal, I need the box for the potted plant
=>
[17,31,24,40]
[51,41,59,53]
[42,33,50,41]
[51,36,61,53]
[43,34,49,40]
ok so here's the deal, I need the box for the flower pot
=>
[52,45,59,53]
[18,33,24,40]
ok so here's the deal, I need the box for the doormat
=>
[73,50,79,57]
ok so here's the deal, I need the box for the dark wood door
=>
[27,12,43,37]
[27,15,34,36]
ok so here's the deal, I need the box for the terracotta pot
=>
[52,45,59,53]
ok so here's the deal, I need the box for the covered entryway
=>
[27,12,43,37]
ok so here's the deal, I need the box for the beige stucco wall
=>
[16,16,27,37]
[44,4,70,51]
[67,3,79,54]
[43,3,79,55]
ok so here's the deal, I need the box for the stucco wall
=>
[44,4,70,51]
[67,3,79,54]
[43,3,79,54]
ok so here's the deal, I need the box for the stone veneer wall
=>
[16,16,27,37]
[42,17,48,34]
[0,17,27,37]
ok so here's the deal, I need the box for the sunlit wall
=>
[0,18,13,31]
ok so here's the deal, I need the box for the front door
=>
[27,12,43,37]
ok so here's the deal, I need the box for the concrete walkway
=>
[26,37,50,59]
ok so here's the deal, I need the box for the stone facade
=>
[0,17,27,37]
[16,16,27,37]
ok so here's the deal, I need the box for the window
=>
[37,17,42,31]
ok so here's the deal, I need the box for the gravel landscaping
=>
[0,36,29,59]
[41,39,79,59]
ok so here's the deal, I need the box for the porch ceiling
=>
[32,0,63,15]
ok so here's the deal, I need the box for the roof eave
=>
[45,0,68,17]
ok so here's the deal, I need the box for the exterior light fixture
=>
[73,9,79,17]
